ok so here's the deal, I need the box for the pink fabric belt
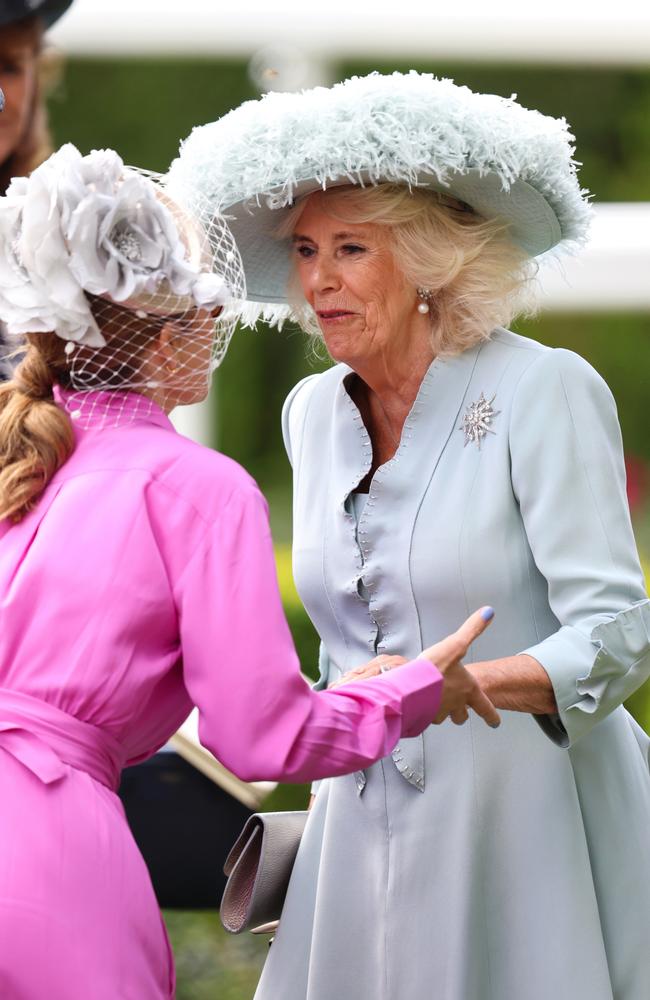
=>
[0,689,125,791]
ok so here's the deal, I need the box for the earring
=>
[416,288,432,314]
[166,361,179,375]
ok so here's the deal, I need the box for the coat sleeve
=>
[174,484,443,783]
[509,348,650,747]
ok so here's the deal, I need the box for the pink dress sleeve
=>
[175,485,443,783]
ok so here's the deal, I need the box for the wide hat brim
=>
[0,0,73,28]
[226,168,562,305]
[171,71,591,311]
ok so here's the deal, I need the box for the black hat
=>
[0,0,74,29]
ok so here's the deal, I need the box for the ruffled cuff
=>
[523,600,650,747]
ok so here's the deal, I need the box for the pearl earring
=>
[416,288,432,314]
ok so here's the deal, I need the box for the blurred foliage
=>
[47,56,255,171]
[46,54,650,998]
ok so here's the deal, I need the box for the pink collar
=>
[53,385,174,432]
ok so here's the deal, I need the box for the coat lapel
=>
[326,348,482,791]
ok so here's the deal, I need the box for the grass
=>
[164,912,267,1000]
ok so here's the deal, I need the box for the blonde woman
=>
[174,73,650,999]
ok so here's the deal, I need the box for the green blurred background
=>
[46,55,650,999]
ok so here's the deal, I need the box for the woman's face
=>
[291,192,422,369]
[0,25,39,166]
[157,306,222,410]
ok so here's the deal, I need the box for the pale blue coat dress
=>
[254,328,650,1000]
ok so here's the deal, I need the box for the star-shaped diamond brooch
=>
[460,393,500,449]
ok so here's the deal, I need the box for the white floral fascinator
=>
[0,144,245,423]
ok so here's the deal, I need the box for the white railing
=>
[49,2,650,64]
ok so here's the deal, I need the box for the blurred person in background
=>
[175,72,650,1000]
[0,0,70,380]
[0,143,499,998]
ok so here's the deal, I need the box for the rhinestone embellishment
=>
[112,228,142,262]
[460,392,500,449]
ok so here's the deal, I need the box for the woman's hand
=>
[420,608,500,728]
[329,654,408,688]
[328,608,500,729]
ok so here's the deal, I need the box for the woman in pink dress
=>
[0,145,498,998]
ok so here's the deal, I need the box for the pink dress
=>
[0,389,442,999]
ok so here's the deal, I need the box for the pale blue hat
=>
[169,71,591,318]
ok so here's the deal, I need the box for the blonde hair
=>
[0,303,167,523]
[0,333,74,522]
[280,183,537,356]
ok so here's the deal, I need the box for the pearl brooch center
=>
[460,392,500,449]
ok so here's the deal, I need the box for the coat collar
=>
[328,346,482,506]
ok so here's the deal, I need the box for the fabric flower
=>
[0,144,228,348]
[0,177,57,337]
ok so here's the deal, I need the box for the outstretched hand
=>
[330,608,500,730]
[419,607,500,728]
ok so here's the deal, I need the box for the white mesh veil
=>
[0,144,246,428]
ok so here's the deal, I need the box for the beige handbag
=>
[220,810,309,934]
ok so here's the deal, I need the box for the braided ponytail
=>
[0,333,74,522]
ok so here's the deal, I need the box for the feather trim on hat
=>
[172,72,589,240]
[169,72,591,325]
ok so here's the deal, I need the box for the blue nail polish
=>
[481,607,495,622]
